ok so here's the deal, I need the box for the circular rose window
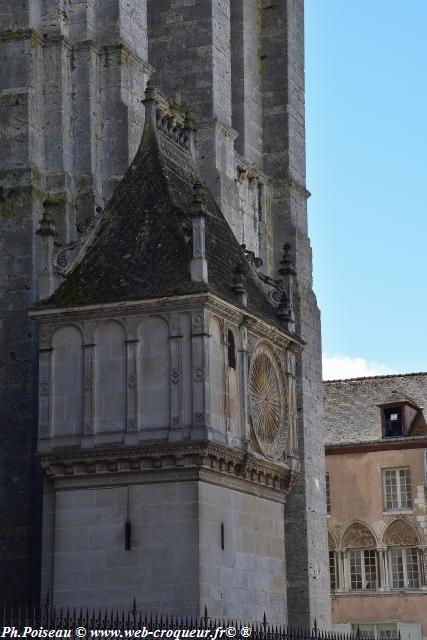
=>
[249,346,287,461]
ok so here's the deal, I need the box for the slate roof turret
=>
[41,83,297,335]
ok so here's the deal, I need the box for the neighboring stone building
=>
[324,373,427,640]
[0,0,329,626]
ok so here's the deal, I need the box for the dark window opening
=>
[227,330,236,369]
[384,407,403,438]
[124,521,132,551]
[221,523,225,550]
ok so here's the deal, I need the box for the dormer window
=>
[384,407,403,437]
[379,394,421,439]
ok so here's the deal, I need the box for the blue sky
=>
[305,0,427,379]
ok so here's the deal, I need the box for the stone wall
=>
[147,0,270,261]
[230,0,263,168]
[1,0,329,622]
[0,0,149,601]
[42,480,287,622]
[198,482,287,623]
[42,481,200,611]
[258,0,330,626]
[147,0,238,239]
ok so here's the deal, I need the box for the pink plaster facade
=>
[326,445,427,640]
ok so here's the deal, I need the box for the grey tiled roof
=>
[324,373,427,444]
[42,113,292,334]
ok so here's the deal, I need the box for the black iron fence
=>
[0,602,396,640]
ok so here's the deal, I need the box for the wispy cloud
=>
[322,354,396,381]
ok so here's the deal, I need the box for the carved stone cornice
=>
[234,153,271,186]
[102,43,153,75]
[29,292,304,351]
[38,441,299,503]
[197,117,239,141]
[270,177,311,201]
[0,28,44,45]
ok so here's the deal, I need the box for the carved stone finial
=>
[144,79,156,102]
[192,181,205,206]
[142,80,159,127]
[232,264,247,307]
[276,291,293,323]
[36,209,57,238]
[277,243,296,327]
[36,208,58,300]
[279,243,296,277]
[190,182,208,283]
[191,181,207,218]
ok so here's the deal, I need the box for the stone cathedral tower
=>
[0,0,330,627]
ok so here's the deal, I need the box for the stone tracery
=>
[383,519,420,547]
[342,521,377,549]
[249,345,287,461]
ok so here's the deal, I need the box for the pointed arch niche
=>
[383,519,420,547]
[342,521,377,549]
[209,316,225,433]
[226,327,241,437]
[95,320,126,433]
[138,316,170,430]
[52,325,83,436]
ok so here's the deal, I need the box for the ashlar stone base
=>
[42,477,287,623]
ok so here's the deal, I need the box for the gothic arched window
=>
[342,522,378,591]
[383,520,423,589]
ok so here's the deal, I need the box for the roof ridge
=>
[324,371,427,383]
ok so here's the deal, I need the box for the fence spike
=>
[2,602,348,640]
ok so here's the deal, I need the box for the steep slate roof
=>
[42,91,291,334]
[324,372,427,444]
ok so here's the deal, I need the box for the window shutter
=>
[397,623,422,640]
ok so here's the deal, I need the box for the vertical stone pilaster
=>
[378,548,387,590]
[125,339,138,441]
[239,322,251,444]
[148,0,231,124]
[286,350,298,459]
[38,346,53,441]
[384,548,391,589]
[169,313,183,440]
[191,311,209,439]
[148,0,239,232]
[82,323,96,445]
[230,0,263,168]
[71,41,101,227]
[42,36,75,241]
[259,0,330,626]
[337,550,346,593]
